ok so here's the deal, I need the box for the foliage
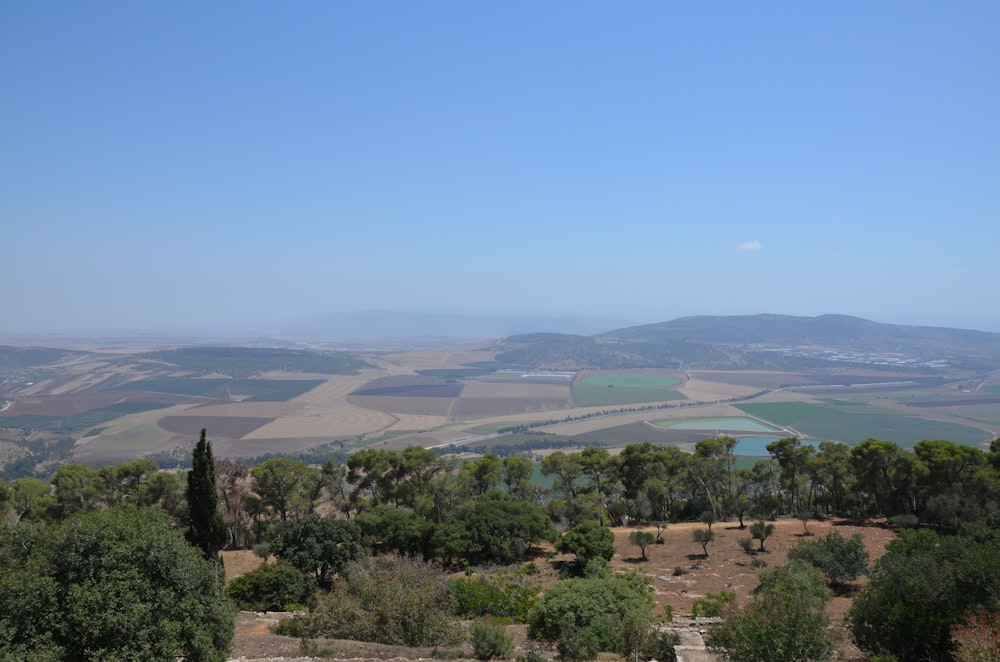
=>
[450,566,542,621]
[709,562,832,662]
[277,554,463,647]
[629,529,655,560]
[224,560,313,612]
[787,531,869,588]
[268,514,363,589]
[692,591,734,617]
[187,429,227,560]
[749,520,775,551]
[250,457,321,522]
[692,527,715,556]
[430,492,556,566]
[556,519,615,570]
[527,573,654,659]
[848,527,1000,661]
[0,507,234,661]
[355,505,428,556]
[752,562,832,611]
[469,618,515,661]
[708,591,833,662]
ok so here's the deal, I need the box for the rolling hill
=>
[496,314,1000,372]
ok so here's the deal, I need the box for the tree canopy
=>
[0,507,234,661]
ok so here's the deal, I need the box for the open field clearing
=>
[365,343,495,371]
[158,415,273,438]
[461,381,572,400]
[688,370,819,388]
[538,404,748,437]
[678,379,761,401]
[347,394,455,417]
[579,371,682,388]
[793,413,993,448]
[446,381,575,418]
[2,391,199,416]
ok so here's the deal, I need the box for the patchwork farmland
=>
[1,341,998,476]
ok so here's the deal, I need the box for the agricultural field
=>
[572,371,685,407]
[2,340,998,477]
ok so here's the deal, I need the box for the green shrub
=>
[692,591,734,617]
[528,573,654,658]
[470,618,515,660]
[225,560,313,612]
[275,555,462,646]
[450,566,541,622]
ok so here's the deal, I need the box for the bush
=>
[787,532,869,588]
[707,591,833,662]
[528,573,654,658]
[277,555,463,646]
[556,520,615,572]
[450,566,541,622]
[225,560,313,612]
[692,591,734,617]
[470,618,515,660]
[848,528,1000,661]
[0,507,234,661]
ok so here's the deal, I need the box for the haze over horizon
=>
[3,3,998,336]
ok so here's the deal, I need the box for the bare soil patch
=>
[158,415,273,438]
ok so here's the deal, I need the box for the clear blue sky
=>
[3,2,998,335]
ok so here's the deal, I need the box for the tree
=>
[355,505,428,557]
[8,477,52,522]
[693,527,716,557]
[557,519,615,570]
[267,514,363,589]
[251,457,321,522]
[750,520,775,552]
[0,507,234,661]
[629,529,656,560]
[527,573,656,661]
[708,562,833,662]
[49,463,104,517]
[187,429,227,560]
[501,455,534,495]
[848,527,1000,661]
[435,492,556,565]
[225,560,313,612]
[787,531,869,590]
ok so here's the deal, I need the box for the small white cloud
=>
[737,240,762,252]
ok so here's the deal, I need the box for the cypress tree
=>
[187,428,227,560]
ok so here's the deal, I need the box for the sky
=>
[3,2,999,335]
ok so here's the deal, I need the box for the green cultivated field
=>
[580,374,680,388]
[793,414,990,448]
[985,385,1000,394]
[572,386,686,407]
[0,402,171,433]
[573,373,685,407]
[735,402,839,426]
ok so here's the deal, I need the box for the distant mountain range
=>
[494,314,1000,372]
[275,311,636,347]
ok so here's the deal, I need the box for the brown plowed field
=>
[2,391,198,416]
[158,416,273,438]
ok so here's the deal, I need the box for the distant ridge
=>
[276,311,636,347]
[496,314,1000,372]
